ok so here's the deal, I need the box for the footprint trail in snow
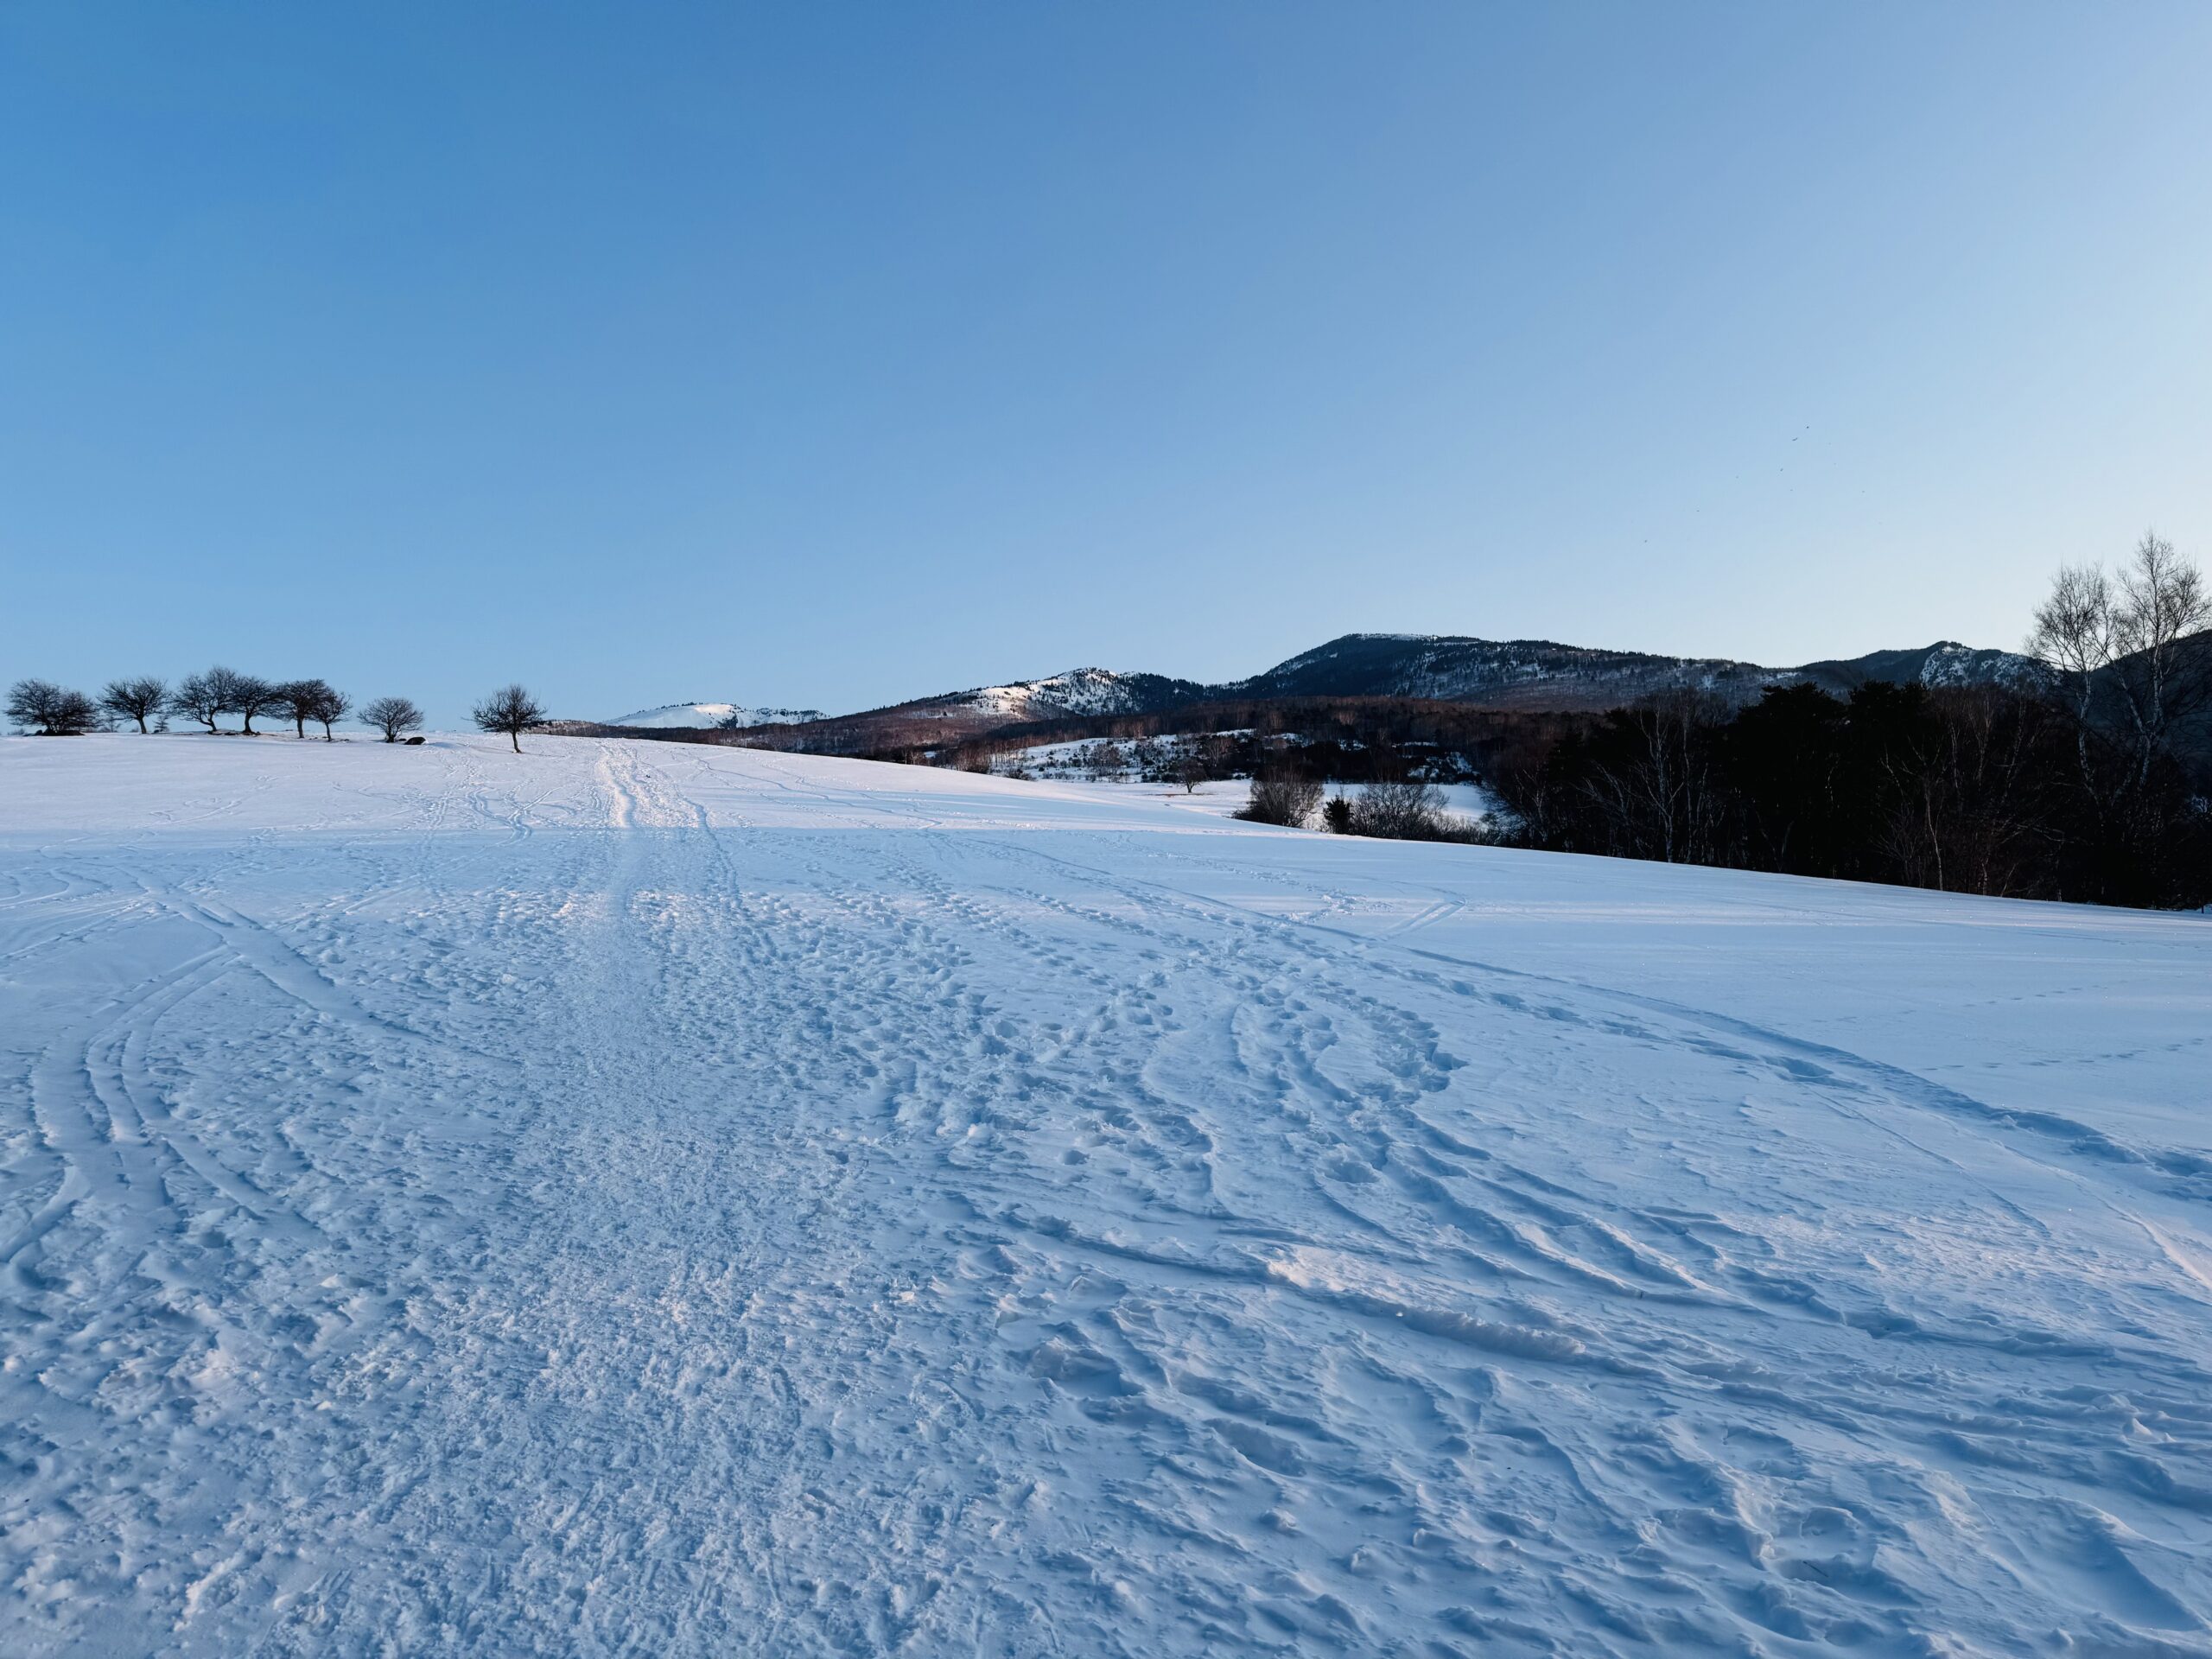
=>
[2,734,2209,1656]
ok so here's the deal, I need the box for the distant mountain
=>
[607,702,826,730]
[1219,632,2047,712]
[1223,633,1782,710]
[887,668,1210,725]
[610,633,2053,753]
[1790,642,2048,697]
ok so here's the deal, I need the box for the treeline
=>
[6,669,427,741]
[7,671,552,752]
[1491,680,2205,906]
[1492,538,2212,908]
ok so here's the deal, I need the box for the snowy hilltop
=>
[909,665,1203,721]
[2,732,2208,1655]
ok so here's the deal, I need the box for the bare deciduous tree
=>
[2109,532,2209,787]
[168,672,224,734]
[359,696,425,743]
[473,684,546,753]
[8,679,100,735]
[2027,562,2113,800]
[190,666,271,734]
[276,678,340,739]
[1570,690,1731,863]
[100,676,168,734]
[2029,532,2210,796]
[309,683,350,740]
[228,672,280,735]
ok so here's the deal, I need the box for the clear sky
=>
[3,3,2209,725]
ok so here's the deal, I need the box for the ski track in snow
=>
[2,734,2209,1656]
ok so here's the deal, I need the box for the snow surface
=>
[3,733,2210,1656]
[606,702,824,728]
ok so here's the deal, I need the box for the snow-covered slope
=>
[3,734,2209,1656]
[605,701,825,728]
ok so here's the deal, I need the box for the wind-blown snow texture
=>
[3,734,2209,1656]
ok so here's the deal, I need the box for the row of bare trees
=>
[165,671,353,738]
[6,671,548,750]
[6,669,428,743]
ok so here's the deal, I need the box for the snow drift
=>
[2,734,2207,1656]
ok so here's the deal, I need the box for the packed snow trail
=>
[3,736,2209,1656]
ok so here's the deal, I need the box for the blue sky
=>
[3,3,2209,725]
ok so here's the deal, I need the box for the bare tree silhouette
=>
[359,696,425,743]
[473,684,546,753]
[100,676,168,734]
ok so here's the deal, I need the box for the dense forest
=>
[934,541,2212,909]
[1489,677,2207,907]
[1489,538,2210,906]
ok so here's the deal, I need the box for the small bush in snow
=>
[1238,772,1322,828]
[1351,780,1446,840]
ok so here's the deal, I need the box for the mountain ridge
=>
[603,631,2054,745]
[836,632,2045,730]
[606,702,827,729]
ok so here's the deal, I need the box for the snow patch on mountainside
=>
[1916,642,2047,690]
[606,702,825,728]
[923,667,1160,721]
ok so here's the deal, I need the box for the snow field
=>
[1,734,2208,1655]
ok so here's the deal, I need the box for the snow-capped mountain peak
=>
[937,668,1164,721]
